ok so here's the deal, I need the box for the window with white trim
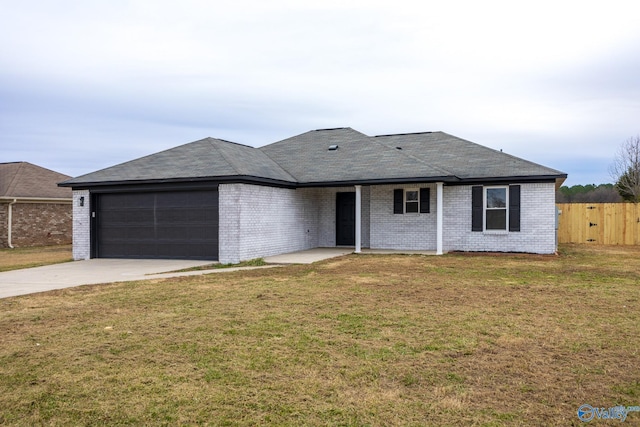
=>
[393,188,430,214]
[484,186,508,231]
[471,185,521,232]
[405,189,419,213]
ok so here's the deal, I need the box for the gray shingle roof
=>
[372,131,565,180]
[60,129,566,187]
[259,128,453,184]
[61,138,296,186]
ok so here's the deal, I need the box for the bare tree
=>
[609,135,640,203]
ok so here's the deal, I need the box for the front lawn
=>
[0,245,638,425]
[0,245,72,272]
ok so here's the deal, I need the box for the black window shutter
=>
[419,188,430,213]
[471,186,483,232]
[393,189,403,214]
[509,185,521,232]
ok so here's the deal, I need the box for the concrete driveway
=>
[0,248,426,299]
[0,259,226,299]
[0,249,353,299]
[0,250,352,299]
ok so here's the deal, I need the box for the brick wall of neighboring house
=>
[443,182,557,254]
[0,204,7,247]
[2,202,72,248]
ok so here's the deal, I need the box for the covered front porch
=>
[218,181,446,264]
[347,182,444,255]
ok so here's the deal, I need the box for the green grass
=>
[0,244,639,425]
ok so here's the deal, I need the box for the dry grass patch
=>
[0,244,639,425]
[0,245,72,272]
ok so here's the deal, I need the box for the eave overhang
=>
[58,175,298,192]
[59,172,567,192]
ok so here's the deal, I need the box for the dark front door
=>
[95,190,219,260]
[336,192,355,246]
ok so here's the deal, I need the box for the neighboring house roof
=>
[60,128,566,188]
[0,162,72,199]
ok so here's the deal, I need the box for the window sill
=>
[483,230,509,235]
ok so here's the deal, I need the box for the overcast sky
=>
[2,0,639,186]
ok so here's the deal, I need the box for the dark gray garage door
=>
[96,190,218,260]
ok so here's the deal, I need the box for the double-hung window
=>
[484,187,508,231]
[472,185,521,232]
[405,189,419,213]
[393,188,430,214]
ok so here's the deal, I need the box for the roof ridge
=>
[211,138,298,182]
[258,145,299,182]
[313,127,350,132]
[206,138,243,176]
[261,127,368,150]
[209,137,255,149]
[374,131,434,137]
[367,135,456,177]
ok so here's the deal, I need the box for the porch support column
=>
[354,185,362,253]
[436,182,444,255]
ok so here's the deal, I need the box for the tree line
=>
[556,184,622,203]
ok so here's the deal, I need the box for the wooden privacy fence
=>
[557,203,640,245]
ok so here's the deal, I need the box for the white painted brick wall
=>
[72,190,91,260]
[443,182,557,254]
[362,186,371,248]
[218,185,241,264]
[316,188,336,247]
[370,184,437,250]
[218,184,320,263]
[71,182,556,263]
[219,184,372,263]
[315,187,370,248]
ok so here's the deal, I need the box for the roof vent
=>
[395,146,402,150]
[328,145,339,151]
